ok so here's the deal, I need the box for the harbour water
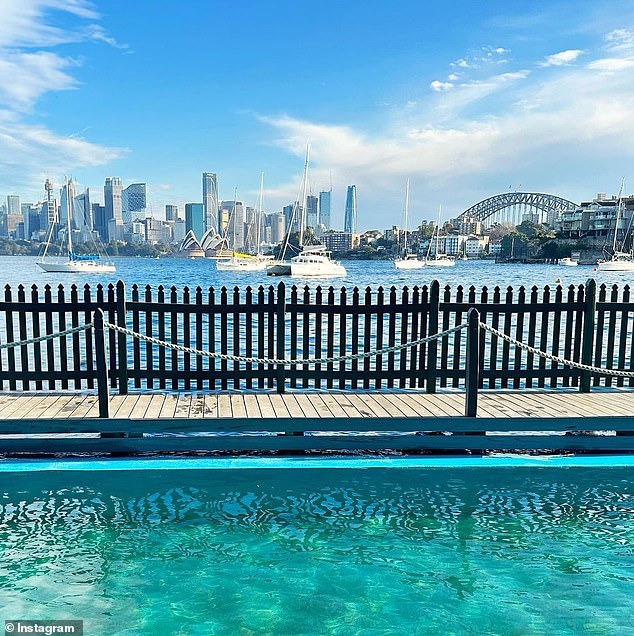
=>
[1,255,630,293]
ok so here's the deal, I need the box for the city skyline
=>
[1,1,634,230]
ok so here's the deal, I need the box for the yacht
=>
[290,245,346,277]
[394,179,425,270]
[598,180,634,272]
[424,206,455,267]
[37,177,115,273]
[559,257,578,267]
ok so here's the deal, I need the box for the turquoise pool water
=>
[0,457,633,635]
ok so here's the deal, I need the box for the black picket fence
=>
[0,279,632,395]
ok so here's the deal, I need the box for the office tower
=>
[59,179,77,228]
[104,177,123,223]
[7,195,20,216]
[122,183,147,224]
[73,188,92,232]
[306,195,319,228]
[202,172,218,233]
[185,203,205,239]
[44,179,56,225]
[344,185,357,233]
[219,200,245,250]
[165,204,178,222]
[92,203,107,242]
[269,212,286,243]
[319,190,331,230]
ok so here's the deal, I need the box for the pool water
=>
[0,458,633,635]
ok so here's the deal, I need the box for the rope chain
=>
[0,323,93,350]
[479,322,634,378]
[102,321,467,365]
[2,318,634,378]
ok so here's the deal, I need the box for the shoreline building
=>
[185,203,205,240]
[104,177,123,241]
[165,204,179,222]
[122,183,147,225]
[344,185,357,233]
[306,195,319,229]
[319,190,331,231]
[203,172,219,234]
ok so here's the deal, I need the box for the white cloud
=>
[588,57,634,72]
[605,29,634,53]
[0,51,77,109]
[430,80,453,92]
[260,36,634,223]
[541,49,583,66]
[0,0,125,199]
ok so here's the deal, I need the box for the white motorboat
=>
[559,257,579,267]
[290,245,346,277]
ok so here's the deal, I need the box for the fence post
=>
[426,280,440,393]
[580,278,596,393]
[116,280,129,395]
[465,308,480,417]
[276,281,286,393]
[94,309,110,419]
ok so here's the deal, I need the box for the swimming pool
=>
[1,457,633,634]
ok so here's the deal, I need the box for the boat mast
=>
[613,178,625,254]
[65,177,73,257]
[256,172,264,255]
[403,178,409,256]
[299,144,310,249]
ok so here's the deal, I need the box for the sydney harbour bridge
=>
[456,191,578,227]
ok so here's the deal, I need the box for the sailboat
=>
[425,206,455,267]
[37,178,115,273]
[598,180,634,272]
[216,182,268,272]
[394,179,424,270]
[267,146,346,278]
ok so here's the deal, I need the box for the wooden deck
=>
[0,389,633,455]
[1,389,634,421]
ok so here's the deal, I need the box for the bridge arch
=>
[458,192,578,224]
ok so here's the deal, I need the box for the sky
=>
[2,0,634,230]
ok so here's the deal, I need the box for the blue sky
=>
[2,0,634,230]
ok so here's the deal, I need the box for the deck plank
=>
[230,395,247,419]
[189,394,206,419]
[203,394,219,418]
[173,394,192,419]
[158,393,179,419]
[293,394,321,418]
[244,394,261,418]
[255,395,276,418]
[144,395,166,419]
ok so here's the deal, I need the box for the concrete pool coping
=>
[0,454,633,473]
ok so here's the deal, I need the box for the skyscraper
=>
[185,203,205,239]
[319,190,331,230]
[59,179,77,228]
[306,195,319,228]
[202,172,218,233]
[122,183,147,224]
[344,185,357,233]
[104,177,123,223]
[165,204,178,222]
[6,195,20,216]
